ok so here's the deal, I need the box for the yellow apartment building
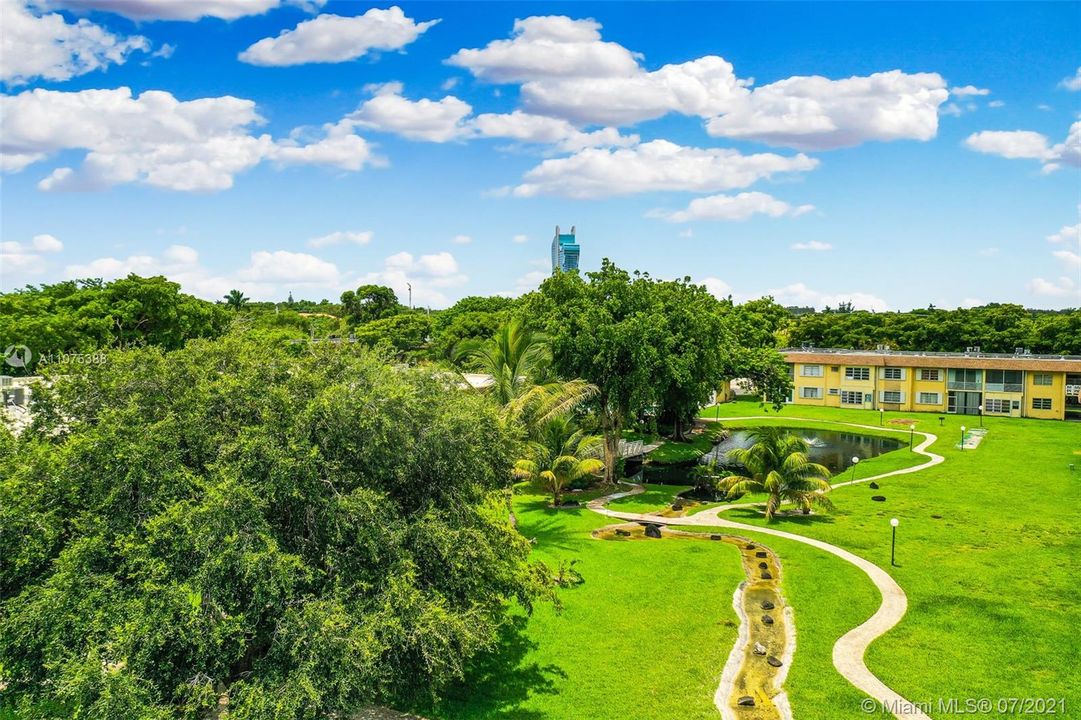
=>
[782,348,1081,421]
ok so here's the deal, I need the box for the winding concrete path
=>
[588,417,944,720]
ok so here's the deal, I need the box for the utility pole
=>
[407,282,412,310]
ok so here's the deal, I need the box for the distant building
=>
[551,225,580,272]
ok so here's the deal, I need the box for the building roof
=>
[781,348,1081,372]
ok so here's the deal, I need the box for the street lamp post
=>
[977,405,984,427]
[879,408,885,426]
[850,456,860,482]
[407,282,413,310]
[960,425,966,450]
[909,425,915,450]
[890,518,899,566]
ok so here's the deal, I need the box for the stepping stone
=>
[761,571,772,580]
[615,529,631,537]
[931,515,942,519]
[755,551,768,558]
[871,495,886,502]
[753,642,766,655]
[761,600,775,610]
[762,614,774,625]
[767,656,783,668]
[758,562,768,569]
[644,524,662,538]
[710,535,722,540]
[869,482,880,489]
[745,543,756,550]
[737,696,755,707]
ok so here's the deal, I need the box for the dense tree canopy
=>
[0,336,553,719]
[340,285,403,326]
[0,276,229,375]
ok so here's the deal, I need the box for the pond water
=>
[641,426,905,485]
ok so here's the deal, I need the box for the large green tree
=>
[0,335,553,719]
[340,285,402,326]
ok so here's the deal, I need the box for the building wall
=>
[787,361,1070,421]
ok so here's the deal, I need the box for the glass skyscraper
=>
[551,225,580,272]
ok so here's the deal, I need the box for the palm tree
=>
[224,289,249,311]
[513,415,605,506]
[722,426,834,520]
[455,318,596,432]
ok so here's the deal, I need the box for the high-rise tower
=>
[551,225,580,272]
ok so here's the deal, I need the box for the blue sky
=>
[1,1,1079,310]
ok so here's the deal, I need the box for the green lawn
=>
[423,401,1080,719]
[422,490,745,719]
[701,400,1081,717]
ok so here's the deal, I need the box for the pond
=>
[641,426,905,485]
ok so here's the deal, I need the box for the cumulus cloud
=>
[699,277,733,300]
[649,192,814,222]
[1047,223,1080,244]
[964,122,1081,172]
[446,15,640,83]
[1052,249,1081,270]
[0,87,379,190]
[705,71,948,150]
[471,110,637,151]
[510,140,817,198]
[452,234,472,244]
[307,230,373,248]
[767,282,889,312]
[239,7,438,66]
[1060,67,1081,92]
[1,2,149,85]
[512,234,529,244]
[791,240,832,251]
[1028,276,1079,299]
[43,0,323,21]
[449,16,947,149]
[950,85,990,97]
[359,251,468,307]
[62,244,345,300]
[0,234,65,280]
[348,89,473,142]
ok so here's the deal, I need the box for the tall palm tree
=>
[455,318,596,432]
[513,415,605,506]
[224,289,249,311]
[722,426,834,520]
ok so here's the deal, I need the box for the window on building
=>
[881,390,904,404]
[985,370,1023,390]
[844,367,870,381]
[828,388,840,395]
[919,369,941,381]
[801,365,823,377]
[882,368,904,380]
[831,366,839,373]
[840,390,864,405]
[1032,398,1053,411]
[948,368,982,387]
[917,392,941,404]
[1033,373,1053,386]
[800,386,822,399]
[984,398,1011,414]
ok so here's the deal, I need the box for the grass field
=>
[423,401,1080,719]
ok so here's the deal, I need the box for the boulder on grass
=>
[644,523,662,539]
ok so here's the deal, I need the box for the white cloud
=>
[1,2,149,85]
[43,0,323,21]
[505,269,550,296]
[307,230,373,248]
[959,297,985,309]
[767,282,889,312]
[951,85,990,97]
[678,228,694,238]
[239,7,438,66]
[700,277,733,300]
[452,234,472,244]
[705,71,948,150]
[358,251,468,307]
[988,100,1005,108]
[1060,67,1081,92]
[348,90,473,142]
[441,77,460,91]
[511,140,818,199]
[60,244,345,301]
[650,192,814,222]
[0,87,379,191]
[978,247,1000,257]
[1047,223,1080,244]
[472,110,637,151]
[791,240,832,251]
[512,234,529,244]
[446,15,640,83]
[964,121,1081,172]
[0,233,65,281]
[1052,249,1081,270]
[1027,276,1079,298]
